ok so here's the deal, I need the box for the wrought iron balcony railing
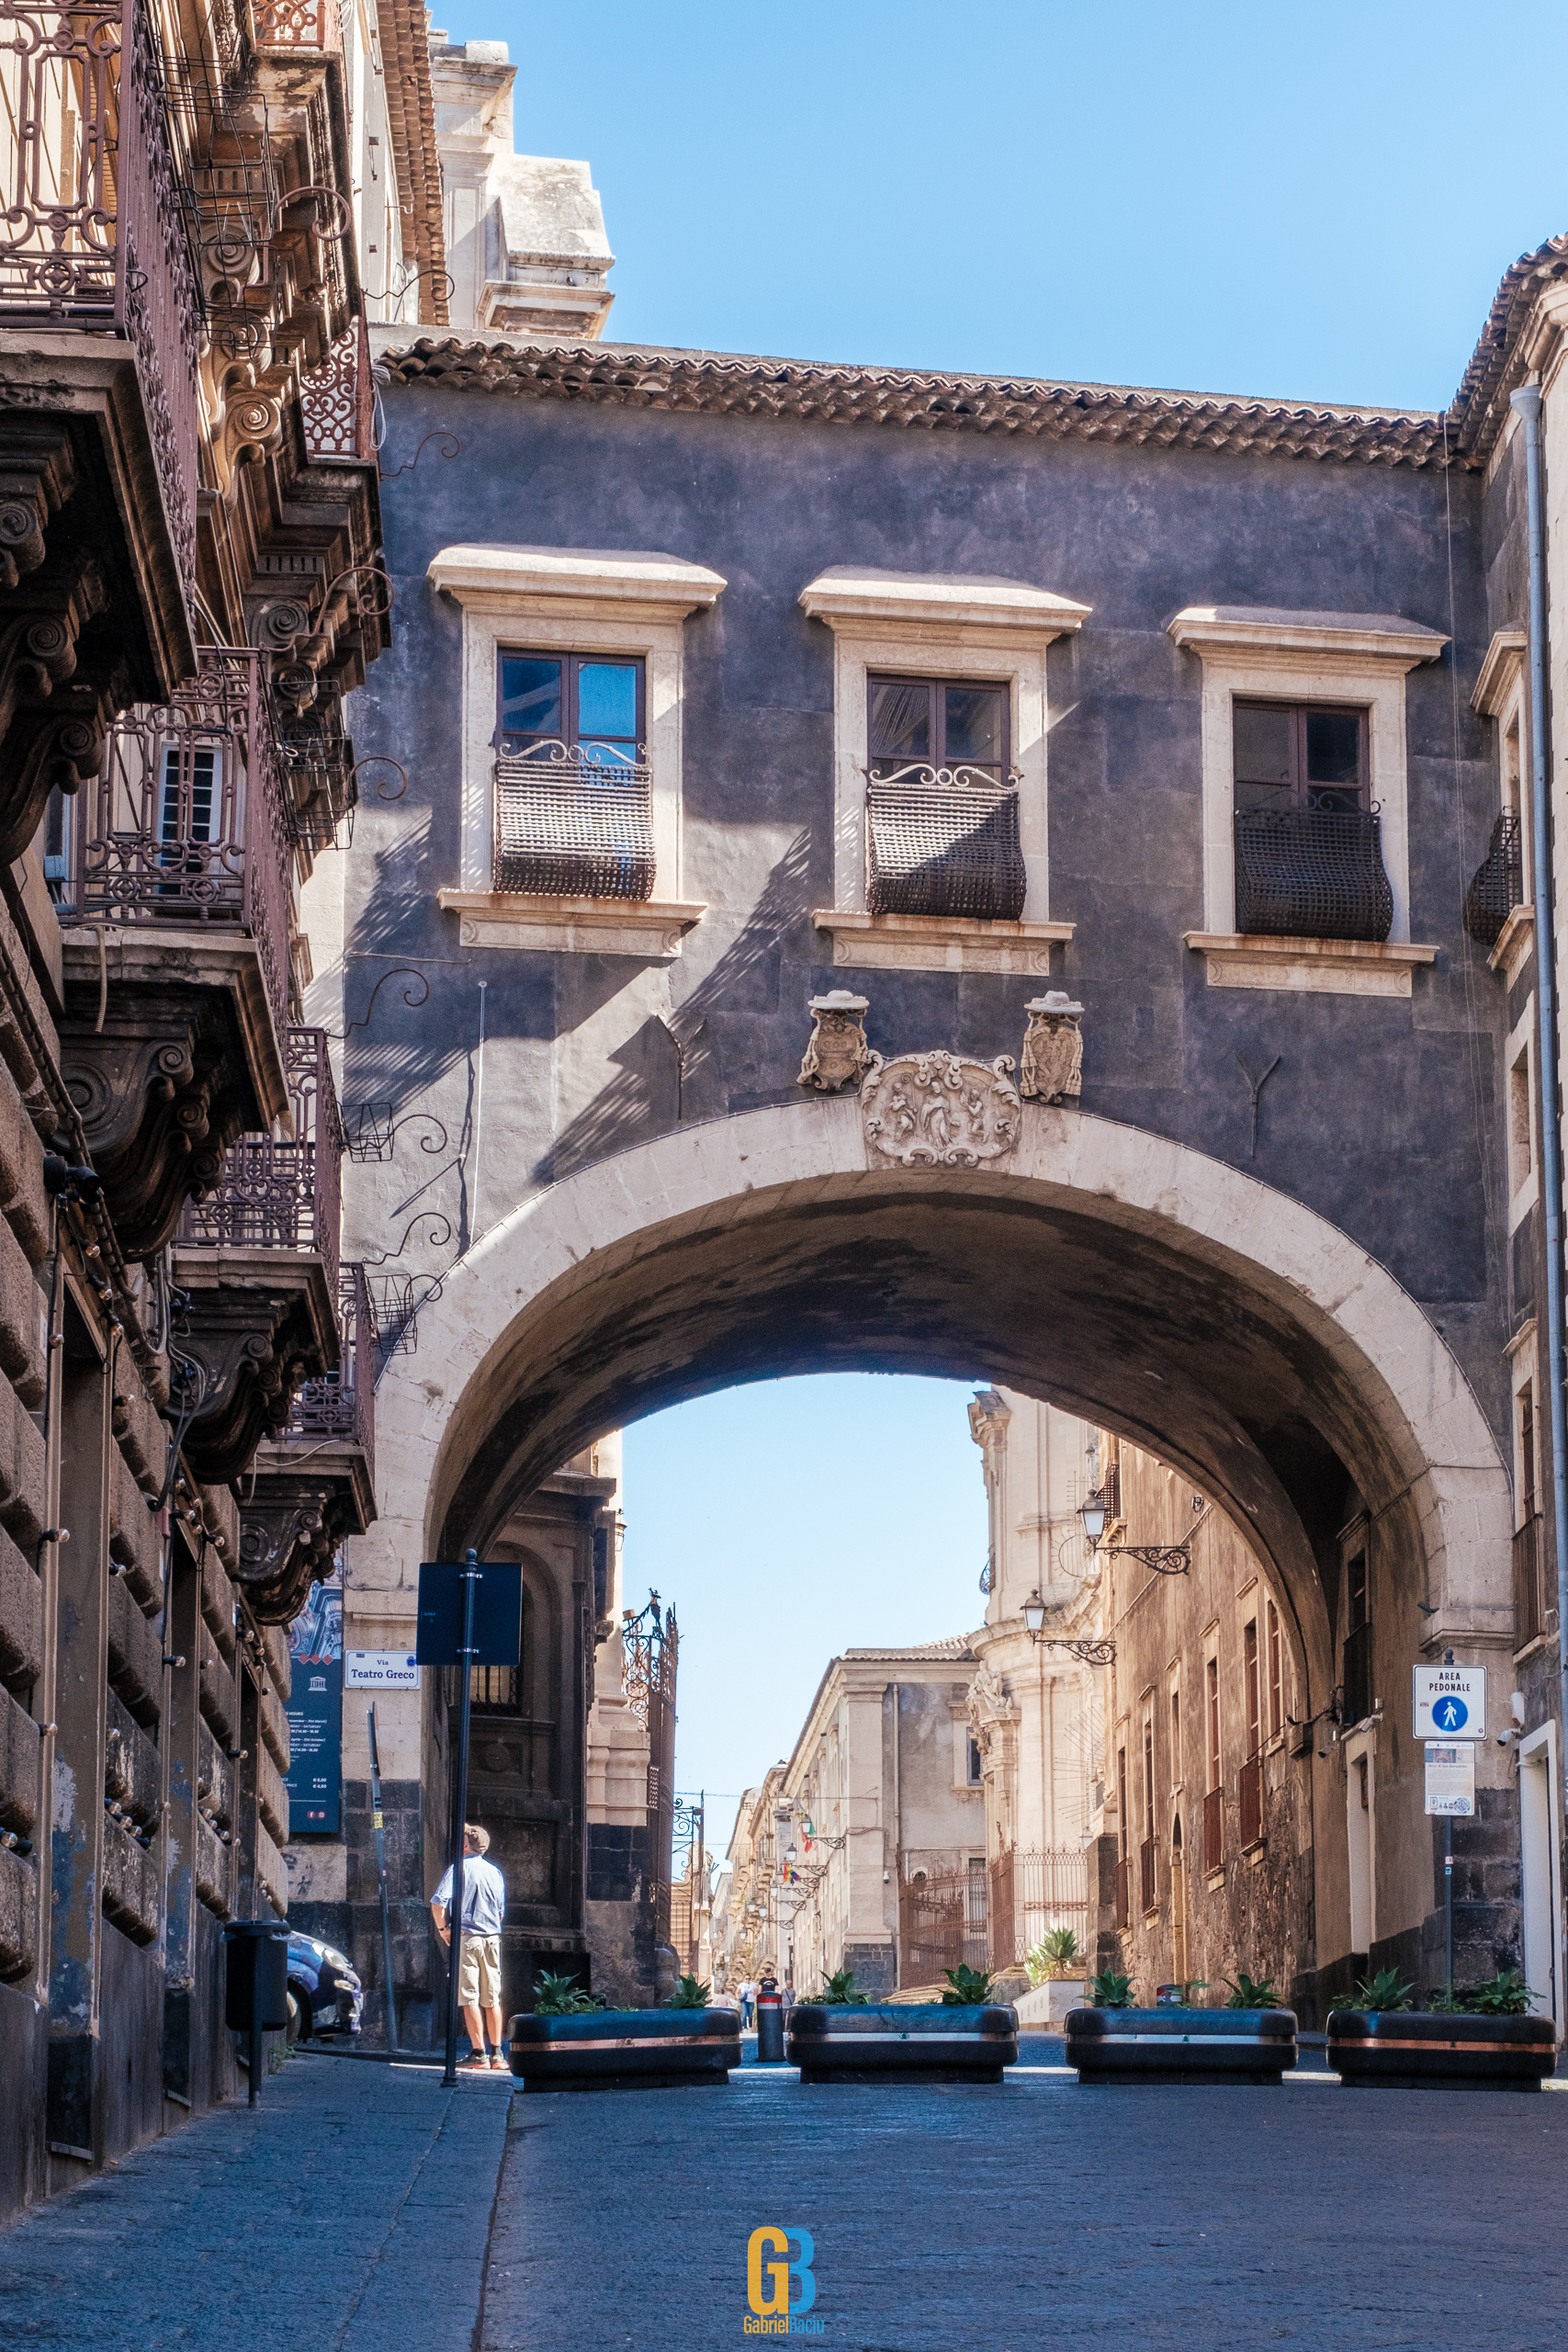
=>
[287,1261,375,1484]
[1233,805,1393,943]
[0,0,201,590]
[864,763,1026,922]
[492,743,657,899]
[1462,811,1525,948]
[299,313,376,464]
[64,649,295,1038]
[179,1025,344,1296]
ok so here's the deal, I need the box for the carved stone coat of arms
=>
[862,1051,1021,1168]
[1019,992,1084,1105]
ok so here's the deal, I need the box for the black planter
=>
[1327,2010,1557,2092]
[507,2006,742,2093]
[785,2001,1019,2084]
[1066,2006,1297,2085]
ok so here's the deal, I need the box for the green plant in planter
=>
[1326,1967,1414,2015]
[666,1974,712,2009]
[1224,1973,1278,2009]
[941,1964,996,2007]
[534,1971,608,2017]
[799,1968,869,2007]
[1025,1928,1083,1984]
[1432,1969,1537,2017]
[1090,1969,1135,2009]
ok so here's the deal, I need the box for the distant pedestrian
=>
[431,1823,507,2072]
[758,1965,778,1998]
[739,1976,757,2028]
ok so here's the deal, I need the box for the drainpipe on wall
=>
[1511,382,1568,1823]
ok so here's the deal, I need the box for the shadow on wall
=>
[537,830,813,1184]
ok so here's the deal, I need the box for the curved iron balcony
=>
[1462,810,1524,948]
[1233,805,1393,943]
[492,743,656,899]
[864,763,1026,922]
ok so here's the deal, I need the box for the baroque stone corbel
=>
[171,1250,339,1487]
[797,990,876,1093]
[1019,992,1084,1104]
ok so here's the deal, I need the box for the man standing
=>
[431,1823,507,2072]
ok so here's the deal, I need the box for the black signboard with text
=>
[287,1577,343,1835]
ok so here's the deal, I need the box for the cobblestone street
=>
[3,2053,1567,2351]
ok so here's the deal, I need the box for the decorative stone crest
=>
[862,1051,1021,1167]
[797,990,875,1094]
[1019,991,1084,1104]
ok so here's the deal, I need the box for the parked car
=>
[286,1931,363,2043]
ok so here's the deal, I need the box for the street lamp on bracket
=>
[1077,1489,1190,1577]
[1021,1590,1116,1666]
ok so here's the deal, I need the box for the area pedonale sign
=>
[1412,1665,1486,1741]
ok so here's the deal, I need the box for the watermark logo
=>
[744,2226,824,2335]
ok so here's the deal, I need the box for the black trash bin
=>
[225,1920,289,2105]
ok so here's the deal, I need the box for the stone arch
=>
[362,1092,1510,1720]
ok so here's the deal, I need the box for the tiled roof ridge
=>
[378,335,1463,469]
[841,1634,976,1661]
[1449,232,1568,460]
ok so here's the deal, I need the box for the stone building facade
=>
[0,0,460,2220]
[773,1641,984,1997]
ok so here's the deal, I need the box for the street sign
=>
[345,1650,420,1690]
[415,1560,523,1666]
[1413,1664,1486,1741]
[1424,1741,1475,1817]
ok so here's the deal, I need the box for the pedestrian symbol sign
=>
[1413,1665,1485,1742]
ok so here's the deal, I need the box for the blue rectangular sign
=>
[287,1577,344,1836]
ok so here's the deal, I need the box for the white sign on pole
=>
[1424,1740,1475,1817]
[1412,1664,1485,1741]
[344,1650,420,1690]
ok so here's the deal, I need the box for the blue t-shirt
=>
[433,1853,506,1936]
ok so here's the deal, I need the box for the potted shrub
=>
[1326,1968,1555,2092]
[786,1964,1019,2084]
[1066,1967,1297,2085]
[1015,1928,1088,2029]
[507,1970,742,2093]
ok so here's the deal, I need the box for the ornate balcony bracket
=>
[170,1248,339,1487]
[0,541,130,865]
[60,933,288,1259]
[235,1435,373,1624]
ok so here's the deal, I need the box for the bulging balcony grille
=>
[1233,805,1393,943]
[287,1261,375,1485]
[65,649,293,1038]
[492,744,656,899]
[1462,811,1524,948]
[180,1025,344,1295]
[865,763,1026,921]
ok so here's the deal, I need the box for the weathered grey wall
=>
[347,381,1506,1440]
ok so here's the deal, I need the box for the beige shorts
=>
[457,1932,502,2009]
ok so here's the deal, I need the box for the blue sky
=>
[445,5,1565,1856]
[444,0,1567,412]
[623,1378,988,1861]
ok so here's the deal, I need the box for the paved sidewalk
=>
[482,2069,1568,2351]
[0,2054,512,2352]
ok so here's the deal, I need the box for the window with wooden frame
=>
[1115,1741,1132,1928]
[1239,1619,1264,1849]
[1233,702,1369,814]
[1266,1599,1283,1742]
[1343,1549,1372,1726]
[867,675,1010,784]
[1168,1675,1182,1791]
[498,650,646,768]
[1203,1653,1223,1873]
[1140,1709,1157,1915]
[1514,1381,1548,1646]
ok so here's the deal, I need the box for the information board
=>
[1424,1740,1476,1817]
[287,1576,343,1835]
